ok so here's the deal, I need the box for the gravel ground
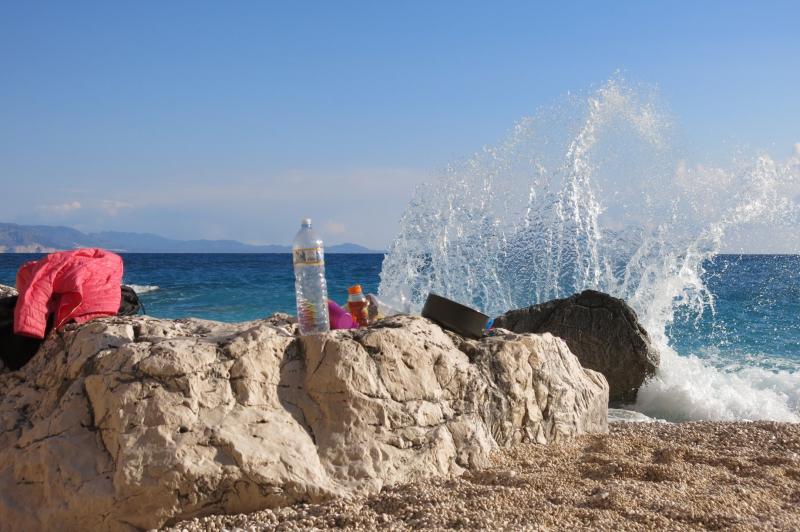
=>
[164,421,800,531]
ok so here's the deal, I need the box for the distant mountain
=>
[0,223,384,254]
[323,242,380,254]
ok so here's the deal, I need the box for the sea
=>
[0,253,385,321]
[1,252,797,423]
[0,252,382,322]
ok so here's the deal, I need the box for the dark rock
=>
[493,290,658,403]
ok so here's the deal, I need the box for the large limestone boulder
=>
[0,314,607,531]
[493,290,658,403]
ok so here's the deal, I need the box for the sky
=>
[1,1,798,250]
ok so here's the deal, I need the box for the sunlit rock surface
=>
[0,314,607,531]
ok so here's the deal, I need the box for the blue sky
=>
[1,1,798,249]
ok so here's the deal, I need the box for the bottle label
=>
[293,247,324,266]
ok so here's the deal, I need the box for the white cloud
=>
[101,200,133,216]
[322,221,347,235]
[95,166,429,248]
[37,201,82,215]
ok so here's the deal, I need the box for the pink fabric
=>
[328,300,358,330]
[14,248,124,339]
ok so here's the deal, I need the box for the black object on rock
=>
[118,285,143,316]
[421,293,489,339]
[492,289,659,404]
[0,285,143,371]
[0,294,44,371]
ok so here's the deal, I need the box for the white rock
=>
[0,284,16,298]
[0,314,607,530]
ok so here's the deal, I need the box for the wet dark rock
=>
[493,290,658,403]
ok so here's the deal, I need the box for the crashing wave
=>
[380,78,800,422]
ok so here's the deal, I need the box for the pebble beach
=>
[165,421,800,531]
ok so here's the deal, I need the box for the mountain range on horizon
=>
[0,223,384,254]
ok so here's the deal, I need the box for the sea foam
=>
[127,284,160,294]
[635,346,800,422]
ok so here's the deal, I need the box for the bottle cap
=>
[347,285,363,295]
[301,218,312,227]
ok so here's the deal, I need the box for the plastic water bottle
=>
[292,218,330,335]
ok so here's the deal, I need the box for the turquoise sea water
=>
[1,252,798,421]
[1,253,796,361]
[668,254,800,365]
[0,253,383,322]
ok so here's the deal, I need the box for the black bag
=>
[0,286,143,371]
[0,295,45,371]
[119,285,143,316]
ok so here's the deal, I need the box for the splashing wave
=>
[379,78,800,422]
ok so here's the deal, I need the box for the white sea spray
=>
[380,78,800,422]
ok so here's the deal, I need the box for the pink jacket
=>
[14,248,123,339]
